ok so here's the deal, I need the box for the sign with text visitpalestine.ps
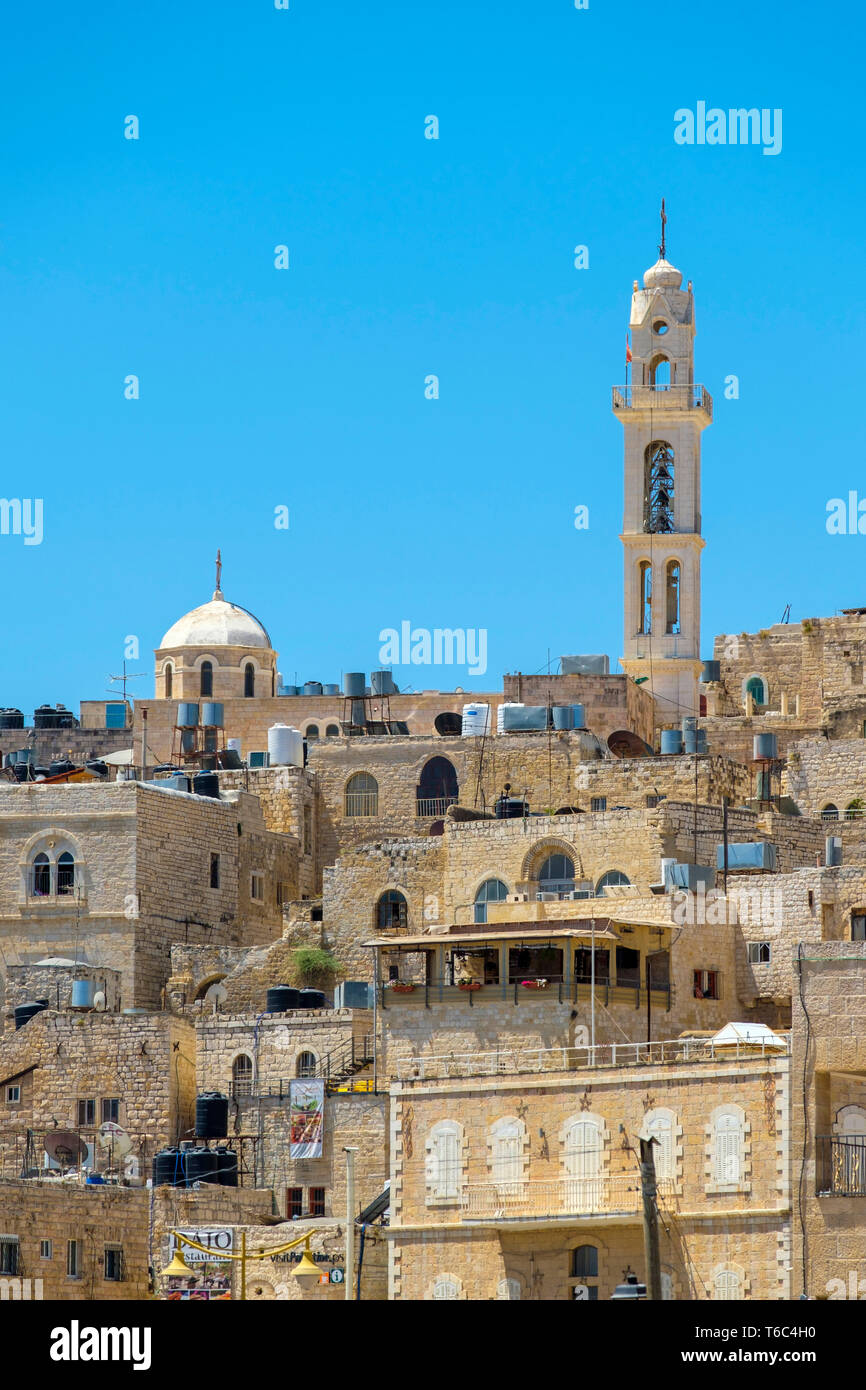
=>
[290,1080,324,1158]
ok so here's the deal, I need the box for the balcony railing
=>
[416,796,458,818]
[816,1136,866,1196]
[381,977,670,1011]
[461,1174,675,1221]
[394,1033,790,1081]
[612,383,713,419]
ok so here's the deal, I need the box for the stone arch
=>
[192,973,228,1003]
[521,838,579,883]
[833,1104,866,1136]
[742,673,768,708]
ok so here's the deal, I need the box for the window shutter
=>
[432,1277,459,1299]
[715,1116,741,1183]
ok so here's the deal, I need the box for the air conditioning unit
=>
[248,751,270,768]
[537,892,559,902]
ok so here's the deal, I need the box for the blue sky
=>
[1,0,863,714]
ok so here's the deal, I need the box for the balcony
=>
[612,383,713,421]
[817,1136,866,1196]
[460,1174,675,1223]
[381,977,670,1010]
[416,796,458,818]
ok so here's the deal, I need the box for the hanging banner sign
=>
[289,1079,325,1158]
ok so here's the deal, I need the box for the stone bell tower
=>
[613,208,712,723]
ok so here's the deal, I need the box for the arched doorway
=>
[416,757,459,817]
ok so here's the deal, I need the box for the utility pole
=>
[344,1146,358,1302]
[639,1136,662,1300]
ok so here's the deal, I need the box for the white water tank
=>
[227,738,242,755]
[268,723,303,767]
[461,703,490,737]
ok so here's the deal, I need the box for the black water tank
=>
[495,795,529,820]
[299,988,326,1010]
[85,760,108,777]
[193,770,220,799]
[0,708,24,730]
[14,1000,49,1030]
[266,985,300,1013]
[49,760,75,777]
[182,1147,219,1186]
[195,1092,229,1139]
[13,763,32,782]
[152,1148,185,1187]
[214,1147,239,1187]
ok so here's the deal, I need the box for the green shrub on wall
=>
[292,947,342,986]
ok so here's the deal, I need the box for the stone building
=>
[0,780,299,1009]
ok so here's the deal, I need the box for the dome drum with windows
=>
[156,552,278,702]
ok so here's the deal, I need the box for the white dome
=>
[159,591,272,650]
[643,257,683,290]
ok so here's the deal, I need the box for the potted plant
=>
[385,980,416,994]
[457,980,482,992]
[521,978,548,990]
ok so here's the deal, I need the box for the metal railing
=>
[344,792,379,817]
[461,1174,676,1221]
[381,977,671,1011]
[611,383,713,418]
[252,1034,374,1097]
[394,1033,791,1082]
[816,1136,866,1196]
[416,796,458,818]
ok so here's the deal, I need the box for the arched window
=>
[164,663,173,699]
[200,661,213,697]
[31,852,50,896]
[417,757,459,817]
[377,890,407,931]
[665,560,681,634]
[296,1051,317,1078]
[644,441,675,533]
[744,675,766,708]
[845,799,864,821]
[474,878,509,924]
[306,725,320,741]
[231,1053,253,1098]
[426,1121,461,1202]
[489,1117,525,1194]
[431,1276,460,1299]
[57,852,75,896]
[595,870,630,894]
[713,1268,742,1300]
[563,1116,604,1208]
[641,1109,676,1182]
[713,1109,744,1185]
[834,1105,866,1137]
[821,803,839,820]
[496,1278,522,1301]
[325,724,339,737]
[638,561,652,634]
[244,663,255,698]
[345,772,378,817]
[537,853,575,897]
[571,1244,599,1301]
[649,354,671,388]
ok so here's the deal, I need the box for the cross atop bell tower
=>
[213,547,223,600]
[612,216,712,724]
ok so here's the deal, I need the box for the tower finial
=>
[215,547,222,597]
[659,197,667,260]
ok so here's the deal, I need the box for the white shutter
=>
[432,1277,459,1300]
[714,1269,741,1300]
[496,1278,521,1300]
[564,1120,603,1209]
[645,1114,674,1180]
[714,1115,741,1183]
[492,1121,522,1191]
[429,1125,459,1199]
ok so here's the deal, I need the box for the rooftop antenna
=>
[780,603,791,624]
[106,661,146,704]
[658,197,667,259]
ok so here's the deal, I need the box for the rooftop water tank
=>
[344,673,366,697]
[754,733,778,760]
[371,670,396,695]
[280,685,300,696]
[303,681,323,697]
[701,659,721,683]
[268,724,303,768]
[572,704,586,729]
[192,770,220,799]
[152,1148,185,1188]
[322,684,340,696]
[14,1000,49,1030]
[195,1092,229,1139]
[552,705,574,731]
[681,717,698,736]
[501,705,547,732]
[214,1146,239,1187]
[177,702,199,728]
[299,988,326,1010]
[266,985,300,1013]
[461,703,491,736]
[201,702,224,728]
[0,708,24,729]
[182,1147,219,1186]
[70,979,95,1010]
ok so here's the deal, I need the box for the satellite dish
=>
[92,990,107,1011]
[97,1122,132,1158]
[44,1131,89,1166]
[204,982,228,1012]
